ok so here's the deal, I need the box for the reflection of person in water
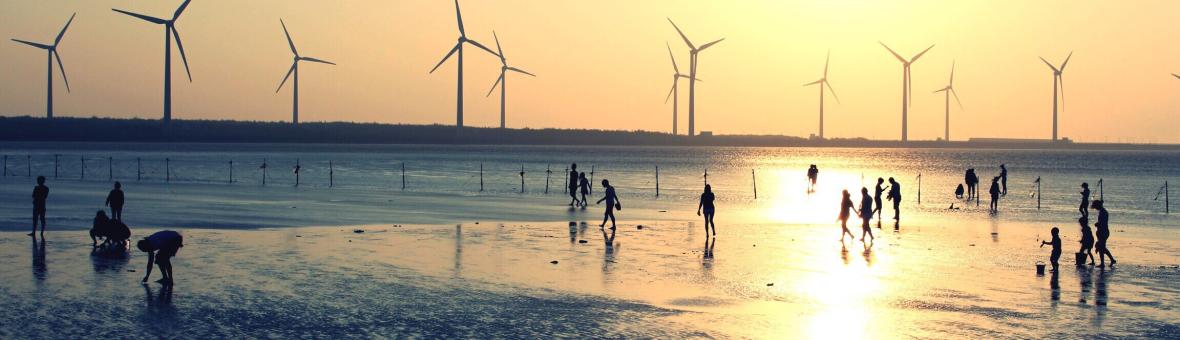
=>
[838,190,855,242]
[105,182,125,221]
[1091,200,1116,267]
[1040,226,1062,272]
[30,176,49,238]
[1078,217,1095,266]
[596,179,620,229]
[697,184,717,236]
[858,187,874,241]
[138,230,184,285]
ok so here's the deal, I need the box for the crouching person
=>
[138,230,183,285]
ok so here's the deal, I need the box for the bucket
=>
[1075,252,1087,266]
[1036,261,1046,275]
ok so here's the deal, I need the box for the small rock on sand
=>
[637,225,644,230]
[127,269,136,272]
[766,283,774,287]
[578,240,588,244]
[550,260,559,264]
[353,229,364,233]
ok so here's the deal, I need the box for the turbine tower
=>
[880,42,934,142]
[803,50,840,139]
[113,0,193,124]
[485,31,534,129]
[430,0,500,131]
[664,42,696,135]
[11,13,75,119]
[932,61,963,141]
[668,18,723,137]
[276,19,335,125]
[1039,52,1072,141]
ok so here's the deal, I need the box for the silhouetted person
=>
[596,179,620,229]
[1079,183,1091,218]
[887,177,902,221]
[578,172,590,207]
[858,187,874,241]
[697,184,716,236]
[838,189,855,242]
[568,163,579,206]
[90,210,112,246]
[807,165,819,191]
[1040,226,1062,272]
[873,178,886,222]
[30,176,49,237]
[91,210,132,250]
[138,230,183,285]
[1091,200,1116,267]
[955,184,964,199]
[999,164,1008,195]
[105,181,125,221]
[1078,217,1095,266]
[988,176,1001,213]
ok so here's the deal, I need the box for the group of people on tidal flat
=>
[957,164,1008,214]
[838,177,903,242]
[25,177,183,286]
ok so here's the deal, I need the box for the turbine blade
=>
[1060,51,1073,71]
[825,80,840,104]
[465,39,499,58]
[1173,73,1180,80]
[933,86,949,93]
[667,18,695,50]
[11,39,51,50]
[55,13,76,45]
[667,42,679,74]
[879,42,905,63]
[111,9,167,24]
[507,67,535,77]
[454,0,465,36]
[910,44,935,63]
[1039,57,1059,73]
[301,57,336,65]
[173,0,192,21]
[665,82,675,104]
[493,30,504,60]
[949,60,955,85]
[823,49,830,78]
[280,19,298,56]
[678,74,702,82]
[802,79,823,86]
[951,88,964,109]
[429,43,460,74]
[54,51,70,93]
[172,26,192,82]
[698,38,724,51]
[276,63,295,92]
[486,73,503,97]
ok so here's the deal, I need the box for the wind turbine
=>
[1172,73,1180,80]
[11,13,75,119]
[112,0,193,123]
[668,18,723,137]
[430,0,500,131]
[485,31,534,129]
[803,50,840,139]
[1039,52,1072,141]
[276,19,335,125]
[932,61,963,141]
[880,42,934,142]
[664,42,697,135]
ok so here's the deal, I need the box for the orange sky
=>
[2,0,1179,142]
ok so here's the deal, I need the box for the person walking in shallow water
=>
[30,176,49,237]
[988,176,1001,213]
[1079,183,1091,218]
[1078,217,1095,266]
[106,181,125,221]
[1091,200,1116,267]
[999,164,1008,196]
[887,177,902,221]
[837,190,856,242]
[807,165,819,192]
[578,172,590,208]
[873,178,886,223]
[858,187,874,241]
[697,184,717,236]
[596,179,621,229]
[568,163,580,206]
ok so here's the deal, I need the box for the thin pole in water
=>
[655,165,660,197]
[401,162,406,190]
[480,163,484,192]
[137,158,141,181]
[27,155,31,177]
[520,164,525,193]
[294,158,300,187]
[80,156,85,180]
[589,165,596,195]
[328,161,333,188]
[544,164,551,194]
[108,157,113,181]
[54,154,59,179]
[2,155,6,177]
[752,169,758,199]
[262,159,268,186]
[917,173,922,205]
[1036,176,1042,210]
[1099,178,1104,201]
[166,158,171,182]
[1166,181,1170,214]
[562,167,568,194]
[229,160,234,184]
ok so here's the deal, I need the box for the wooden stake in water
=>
[917,173,922,205]
[2,155,6,177]
[328,161,333,188]
[229,160,234,184]
[480,163,484,192]
[165,158,171,182]
[108,157,113,181]
[1099,178,1104,201]
[752,169,758,199]
[562,167,568,194]
[137,158,142,181]
[401,162,406,190]
[261,159,268,186]
[1166,181,1170,214]
[544,164,551,194]
[54,154,59,179]
[1036,176,1042,210]
[589,165,596,195]
[27,155,31,177]
[294,158,301,187]
[80,156,85,180]
[655,165,660,197]
[520,164,526,193]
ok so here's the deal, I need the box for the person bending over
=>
[138,230,184,285]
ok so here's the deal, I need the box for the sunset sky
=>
[1,0,1179,142]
